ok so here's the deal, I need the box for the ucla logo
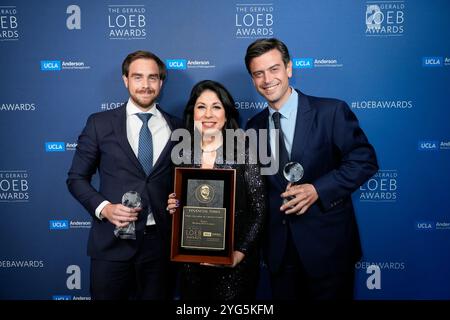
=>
[422,57,443,67]
[418,141,438,151]
[52,295,72,300]
[40,60,61,71]
[45,142,65,152]
[49,220,69,230]
[293,58,313,69]
[166,59,187,70]
[415,221,434,230]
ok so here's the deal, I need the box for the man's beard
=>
[132,89,157,109]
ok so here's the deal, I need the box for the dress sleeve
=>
[235,149,267,255]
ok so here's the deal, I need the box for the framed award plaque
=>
[170,167,236,265]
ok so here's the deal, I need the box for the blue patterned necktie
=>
[272,111,289,175]
[136,113,153,176]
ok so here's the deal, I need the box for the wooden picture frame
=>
[171,167,236,265]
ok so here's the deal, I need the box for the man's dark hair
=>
[244,38,291,74]
[122,50,167,81]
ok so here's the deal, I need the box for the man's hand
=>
[280,183,318,215]
[101,203,140,227]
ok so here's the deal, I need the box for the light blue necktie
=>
[136,113,153,176]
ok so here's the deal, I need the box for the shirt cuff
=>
[95,200,111,220]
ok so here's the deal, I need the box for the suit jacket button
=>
[282,219,286,225]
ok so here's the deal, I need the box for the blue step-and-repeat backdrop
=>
[1,0,449,300]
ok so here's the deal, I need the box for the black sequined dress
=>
[179,147,267,300]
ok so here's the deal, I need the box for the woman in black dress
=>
[167,80,266,300]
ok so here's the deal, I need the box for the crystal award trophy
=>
[114,191,141,240]
[282,162,304,205]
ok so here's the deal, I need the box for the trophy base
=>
[114,231,136,240]
[114,224,136,240]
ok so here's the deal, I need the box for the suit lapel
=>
[112,105,147,176]
[290,90,314,164]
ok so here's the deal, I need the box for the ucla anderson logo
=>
[293,58,313,69]
[40,61,61,71]
[418,141,439,151]
[52,295,72,300]
[415,221,434,231]
[45,142,65,152]
[166,59,215,70]
[422,57,443,67]
[293,58,343,68]
[166,59,187,70]
[49,220,69,230]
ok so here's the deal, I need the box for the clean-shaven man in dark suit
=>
[67,51,182,300]
[245,39,378,300]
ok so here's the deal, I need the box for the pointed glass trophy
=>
[282,162,304,205]
[114,191,141,240]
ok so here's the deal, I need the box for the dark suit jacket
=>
[67,104,182,261]
[246,90,378,278]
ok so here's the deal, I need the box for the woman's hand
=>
[200,251,245,268]
[167,192,179,215]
